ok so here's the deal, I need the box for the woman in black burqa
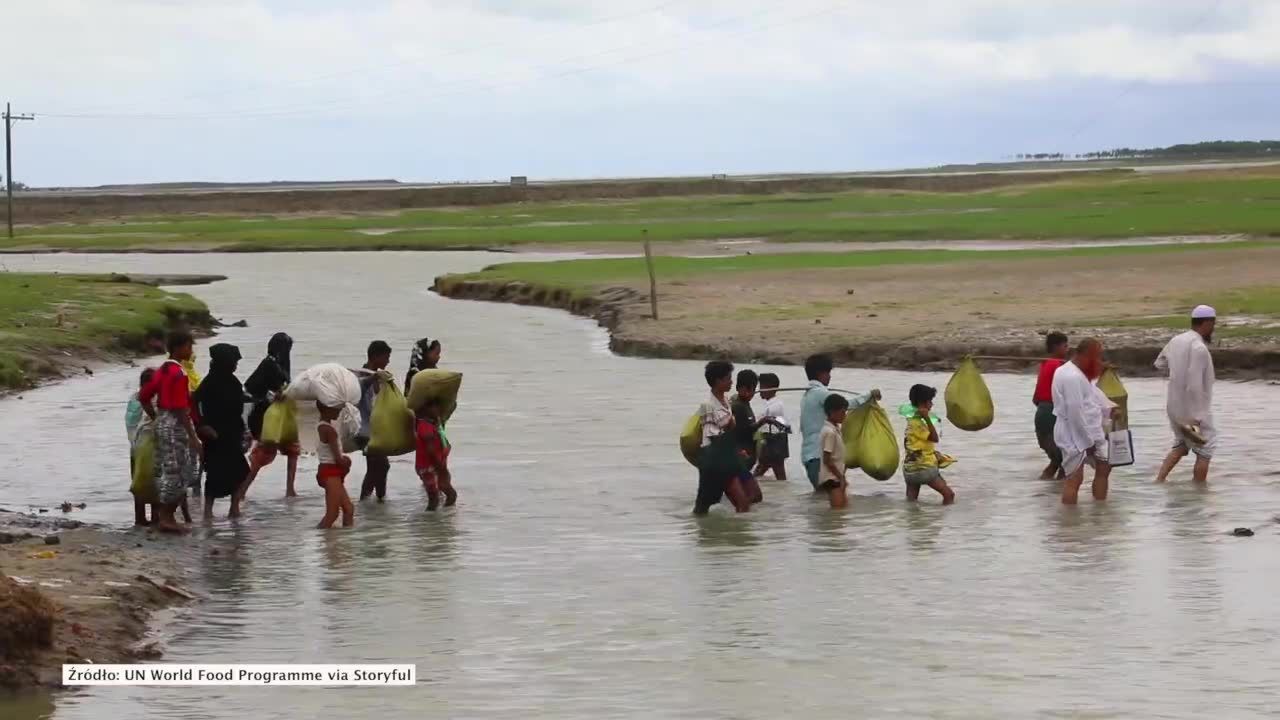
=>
[193,343,250,519]
[238,332,300,499]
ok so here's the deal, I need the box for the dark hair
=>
[367,340,392,359]
[704,360,734,388]
[736,369,758,390]
[909,384,937,407]
[1046,331,1069,353]
[823,394,849,414]
[166,330,194,354]
[139,367,156,387]
[758,372,780,389]
[804,354,834,381]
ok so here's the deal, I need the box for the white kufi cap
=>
[1191,304,1216,319]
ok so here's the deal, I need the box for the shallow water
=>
[3,252,1279,719]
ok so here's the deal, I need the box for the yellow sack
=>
[367,381,416,456]
[261,399,299,446]
[1097,367,1129,430]
[841,402,870,469]
[406,370,462,422]
[846,401,899,481]
[945,357,995,431]
[679,412,703,466]
[130,429,157,500]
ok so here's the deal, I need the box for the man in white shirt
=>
[1052,338,1117,505]
[1154,305,1218,484]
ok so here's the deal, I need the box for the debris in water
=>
[1232,527,1254,537]
[43,536,61,546]
[59,502,73,513]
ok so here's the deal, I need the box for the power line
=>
[4,102,36,239]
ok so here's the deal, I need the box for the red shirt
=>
[1033,358,1065,404]
[139,361,191,411]
[415,419,450,475]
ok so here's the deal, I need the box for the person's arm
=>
[137,369,162,420]
[1080,383,1106,451]
[920,414,939,443]
[1188,344,1212,422]
[1154,343,1170,373]
[847,388,883,409]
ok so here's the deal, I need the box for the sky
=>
[5,0,1280,186]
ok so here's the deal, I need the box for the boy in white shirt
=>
[753,372,791,482]
[819,394,850,509]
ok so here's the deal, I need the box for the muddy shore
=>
[0,510,199,691]
[433,277,1280,380]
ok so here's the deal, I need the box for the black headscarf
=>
[267,332,293,378]
[405,337,441,390]
[195,344,245,437]
[245,332,293,400]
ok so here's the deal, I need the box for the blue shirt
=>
[799,380,872,462]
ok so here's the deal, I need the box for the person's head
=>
[144,329,166,354]
[208,343,242,375]
[824,393,850,425]
[1073,337,1104,379]
[1191,304,1216,343]
[758,372,780,399]
[411,338,442,370]
[139,367,156,389]
[316,401,342,421]
[909,384,937,414]
[415,398,441,421]
[166,330,194,361]
[1046,331,1070,360]
[267,332,293,374]
[735,369,758,400]
[804,354,834,386]
[366,340,392,370]
[704,360,734,395]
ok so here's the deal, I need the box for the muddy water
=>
[3,252,1279,719]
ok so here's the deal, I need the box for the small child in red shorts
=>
[315,402,354,529]
[415,400,455,511]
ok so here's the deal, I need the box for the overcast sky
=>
[6,0,1280,186]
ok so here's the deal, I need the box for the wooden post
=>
[643,231,658,320]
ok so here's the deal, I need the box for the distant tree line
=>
[1015,140,1280,162]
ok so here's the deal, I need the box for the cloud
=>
[4,0,1279,184]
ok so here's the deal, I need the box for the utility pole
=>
[4,102,36,239]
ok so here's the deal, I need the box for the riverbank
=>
[0,273,216,390]
[4,166,1279,254]
[434,240,1280,379]
[0,510,198,690]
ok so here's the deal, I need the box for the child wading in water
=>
[818,394,850,509]
[694,361,751,515]
[1034,332,1069,480]
[753,372,790,482]
[902,384,956,504]
[315,402,354,529]
[414,400,456,511]
[126,368,157,526]
[730,369,765,505]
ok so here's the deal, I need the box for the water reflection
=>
[0,252,1275,719]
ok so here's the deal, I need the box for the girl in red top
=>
[1033,332,1070,480]
[138,331,200,534]
[414,399,455,511]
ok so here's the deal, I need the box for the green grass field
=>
[436,240,1274,292]
[9,171,1280,251]
[0,273,209,388]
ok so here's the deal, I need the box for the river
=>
[2,252,1278,719]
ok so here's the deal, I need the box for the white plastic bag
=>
[286,363,361,407]
[338,404,361,453]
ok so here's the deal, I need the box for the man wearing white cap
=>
[1154,305,1217,483]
